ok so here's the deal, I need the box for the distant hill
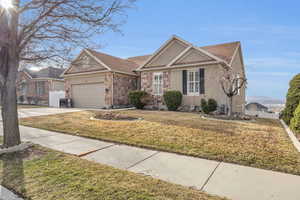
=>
[246,96,285,105]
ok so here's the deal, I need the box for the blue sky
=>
[98,0,300,100]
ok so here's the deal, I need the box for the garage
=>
[71,83,105,108]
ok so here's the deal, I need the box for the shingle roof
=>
[24,67,64,79]
[127,55,152,66]
[87,49,139,75]
[200,41,240,64]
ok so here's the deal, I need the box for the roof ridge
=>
[85,49,139,75]
[127,54,152,59]
[199,41,240,48]
[87,49,137,64]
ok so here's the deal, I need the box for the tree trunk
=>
[1,1,21,147]
[228,96,233,117]
[1,57,21,148]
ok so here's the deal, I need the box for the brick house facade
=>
[62,35,246,113]
[16,67,65,105]
[63,49,139,108]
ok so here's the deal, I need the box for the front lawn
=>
[0,146,225,200]
[20,110,300,175]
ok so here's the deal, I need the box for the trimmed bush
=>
[207,98,218,113]
[128,91,148,109]
[290,103,300,135]
[18,95,25,103]
[163,91,182,111]
[201,98,218,114]
[201,99,210,114]
[282,74,300,124]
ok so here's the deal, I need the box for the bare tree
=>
[0,0,135,147]
[220,70,247,117]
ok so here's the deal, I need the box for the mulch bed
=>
[94,111,141,121]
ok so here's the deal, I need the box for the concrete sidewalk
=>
[1,125,300,200]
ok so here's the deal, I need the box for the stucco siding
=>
[170,70,182,91]
[146,40,188,67]
[230,47,246,113]
[65,51,107,75]
[170,65,227,107]
[174,48,214,65]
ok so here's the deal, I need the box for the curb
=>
[280,120,300,152]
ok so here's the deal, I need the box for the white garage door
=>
[72,83,105,108]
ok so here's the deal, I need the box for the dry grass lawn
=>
[0,146,225,200]
[20,110,300,175]
[17,104,47,109]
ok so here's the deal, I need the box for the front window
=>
[153,72,163,95]
[187,70,200,96]
[36,81,46,96]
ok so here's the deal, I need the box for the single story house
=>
[137,35,246,113]
[62,49,143,108]
[62,35,246,113]
[16,67,65,105]
[246,102,268,112]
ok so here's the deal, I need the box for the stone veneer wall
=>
[105,73,113,106]
[141,71,171,108]
[113,73,137,106]
[64,72,137,108]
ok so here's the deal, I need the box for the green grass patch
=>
[20,110,300,175]
[0,146,226,200]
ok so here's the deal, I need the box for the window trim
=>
[36,81,46,96]
[187,69,200,96]
[152,72,163,96]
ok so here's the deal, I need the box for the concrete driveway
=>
[0,107,82,120]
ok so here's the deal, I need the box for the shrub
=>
[201,99,210,114]
[18,95,25,103]
[282,74,300,124]
[207,98,218,113]
[27,96,33,104]
[290,103,300,135]
[128,91,148,109]
[201,98,218,114]
[163,91,182,111]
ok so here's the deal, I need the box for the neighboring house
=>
[246,102,268,112]
[62,35,246,113]
[16,67,65,105]
[137,35,246,113]
[62,49,143,108]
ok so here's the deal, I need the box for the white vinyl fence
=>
[49,91,65,108]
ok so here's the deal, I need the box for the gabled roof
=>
[137,35,242,71]
[127,55,152,66]
[22,67,64,79]
[86,49,139,75]
[200,41,240,64]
